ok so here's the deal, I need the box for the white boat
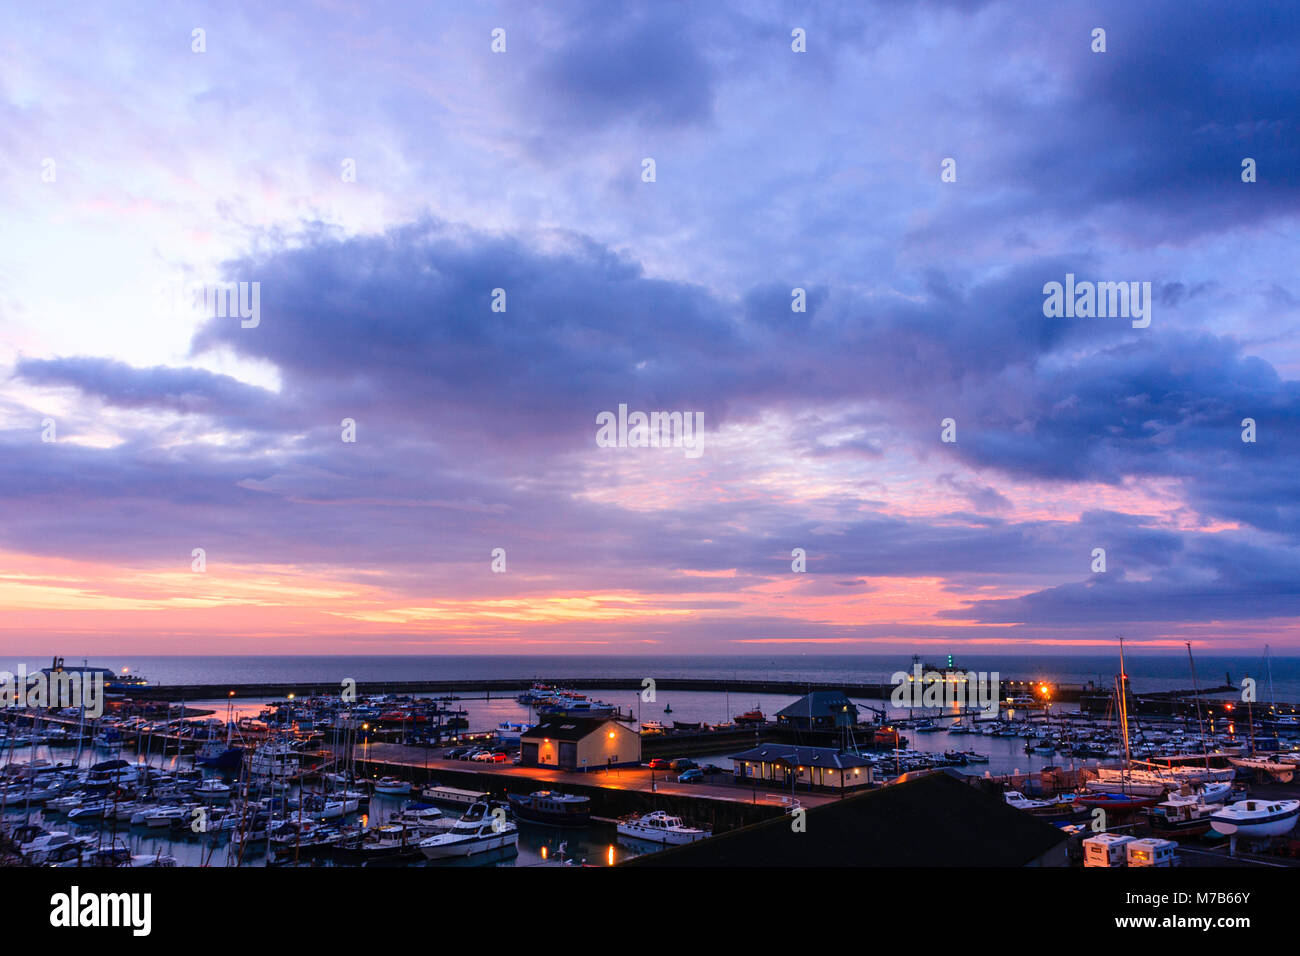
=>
[8,825,93,864]
[616,810,711,845]
[1003,791,1076,814]
[640,721,666,733]
[247,740,301,780]
[143,804,197,829]
[194,779,232,802]
[372,776,412,795]
[389,802,450,835]
[495,722,530,744]
[304,795,361,820]
[1210,799,1300,837]
[418,802,518,860]
[1165,781,1232,806]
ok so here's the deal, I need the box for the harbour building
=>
[519,716,641,770]
[731,744,875,792]
[774,691,859,731]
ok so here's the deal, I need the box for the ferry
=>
[507,791,591,827]
[536,698,618,719]
[616,810,711,845]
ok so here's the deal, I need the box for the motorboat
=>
[388,801,449,835]
[302,793,361,821]
[616,810,710,845]
[507,791,591,827]
[194,779,233,802]
[1210,799,1300,838]
[332,823,423,864]
[372,776,412,795]
[8,825,94,865]
[82,759,140,791]
[418,802,518,860]
[1148,799,1217,837]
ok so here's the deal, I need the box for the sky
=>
[1,1,1298,656]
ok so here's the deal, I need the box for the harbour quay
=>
[122,674,1100,704]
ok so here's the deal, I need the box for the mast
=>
[1117,637,1132,775]
[1186,642,1210,771]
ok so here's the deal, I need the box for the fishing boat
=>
[418,802,518,861]
[507,791,591,827]
[194,738,244,771]
[616,810,710,845]
[640,721,666,734]
[1209,799,1300,838]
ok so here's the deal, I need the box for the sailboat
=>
[1079,640,1161,810]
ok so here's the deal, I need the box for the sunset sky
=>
[2,1,1297,655]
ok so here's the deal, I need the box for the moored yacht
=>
[616,810,710,845]
[418,801,518,860]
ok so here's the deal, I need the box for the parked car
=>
[486,752,509,763]
[471,751,495,762]
[678,768,704,783]
[646,758,670,770]
[669,758,697,773]
[700,764,725,775]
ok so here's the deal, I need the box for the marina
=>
[7,650,1300,869]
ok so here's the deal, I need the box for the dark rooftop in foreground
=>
[623,771,1069,867]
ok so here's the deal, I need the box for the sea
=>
[4,653,1297,700]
